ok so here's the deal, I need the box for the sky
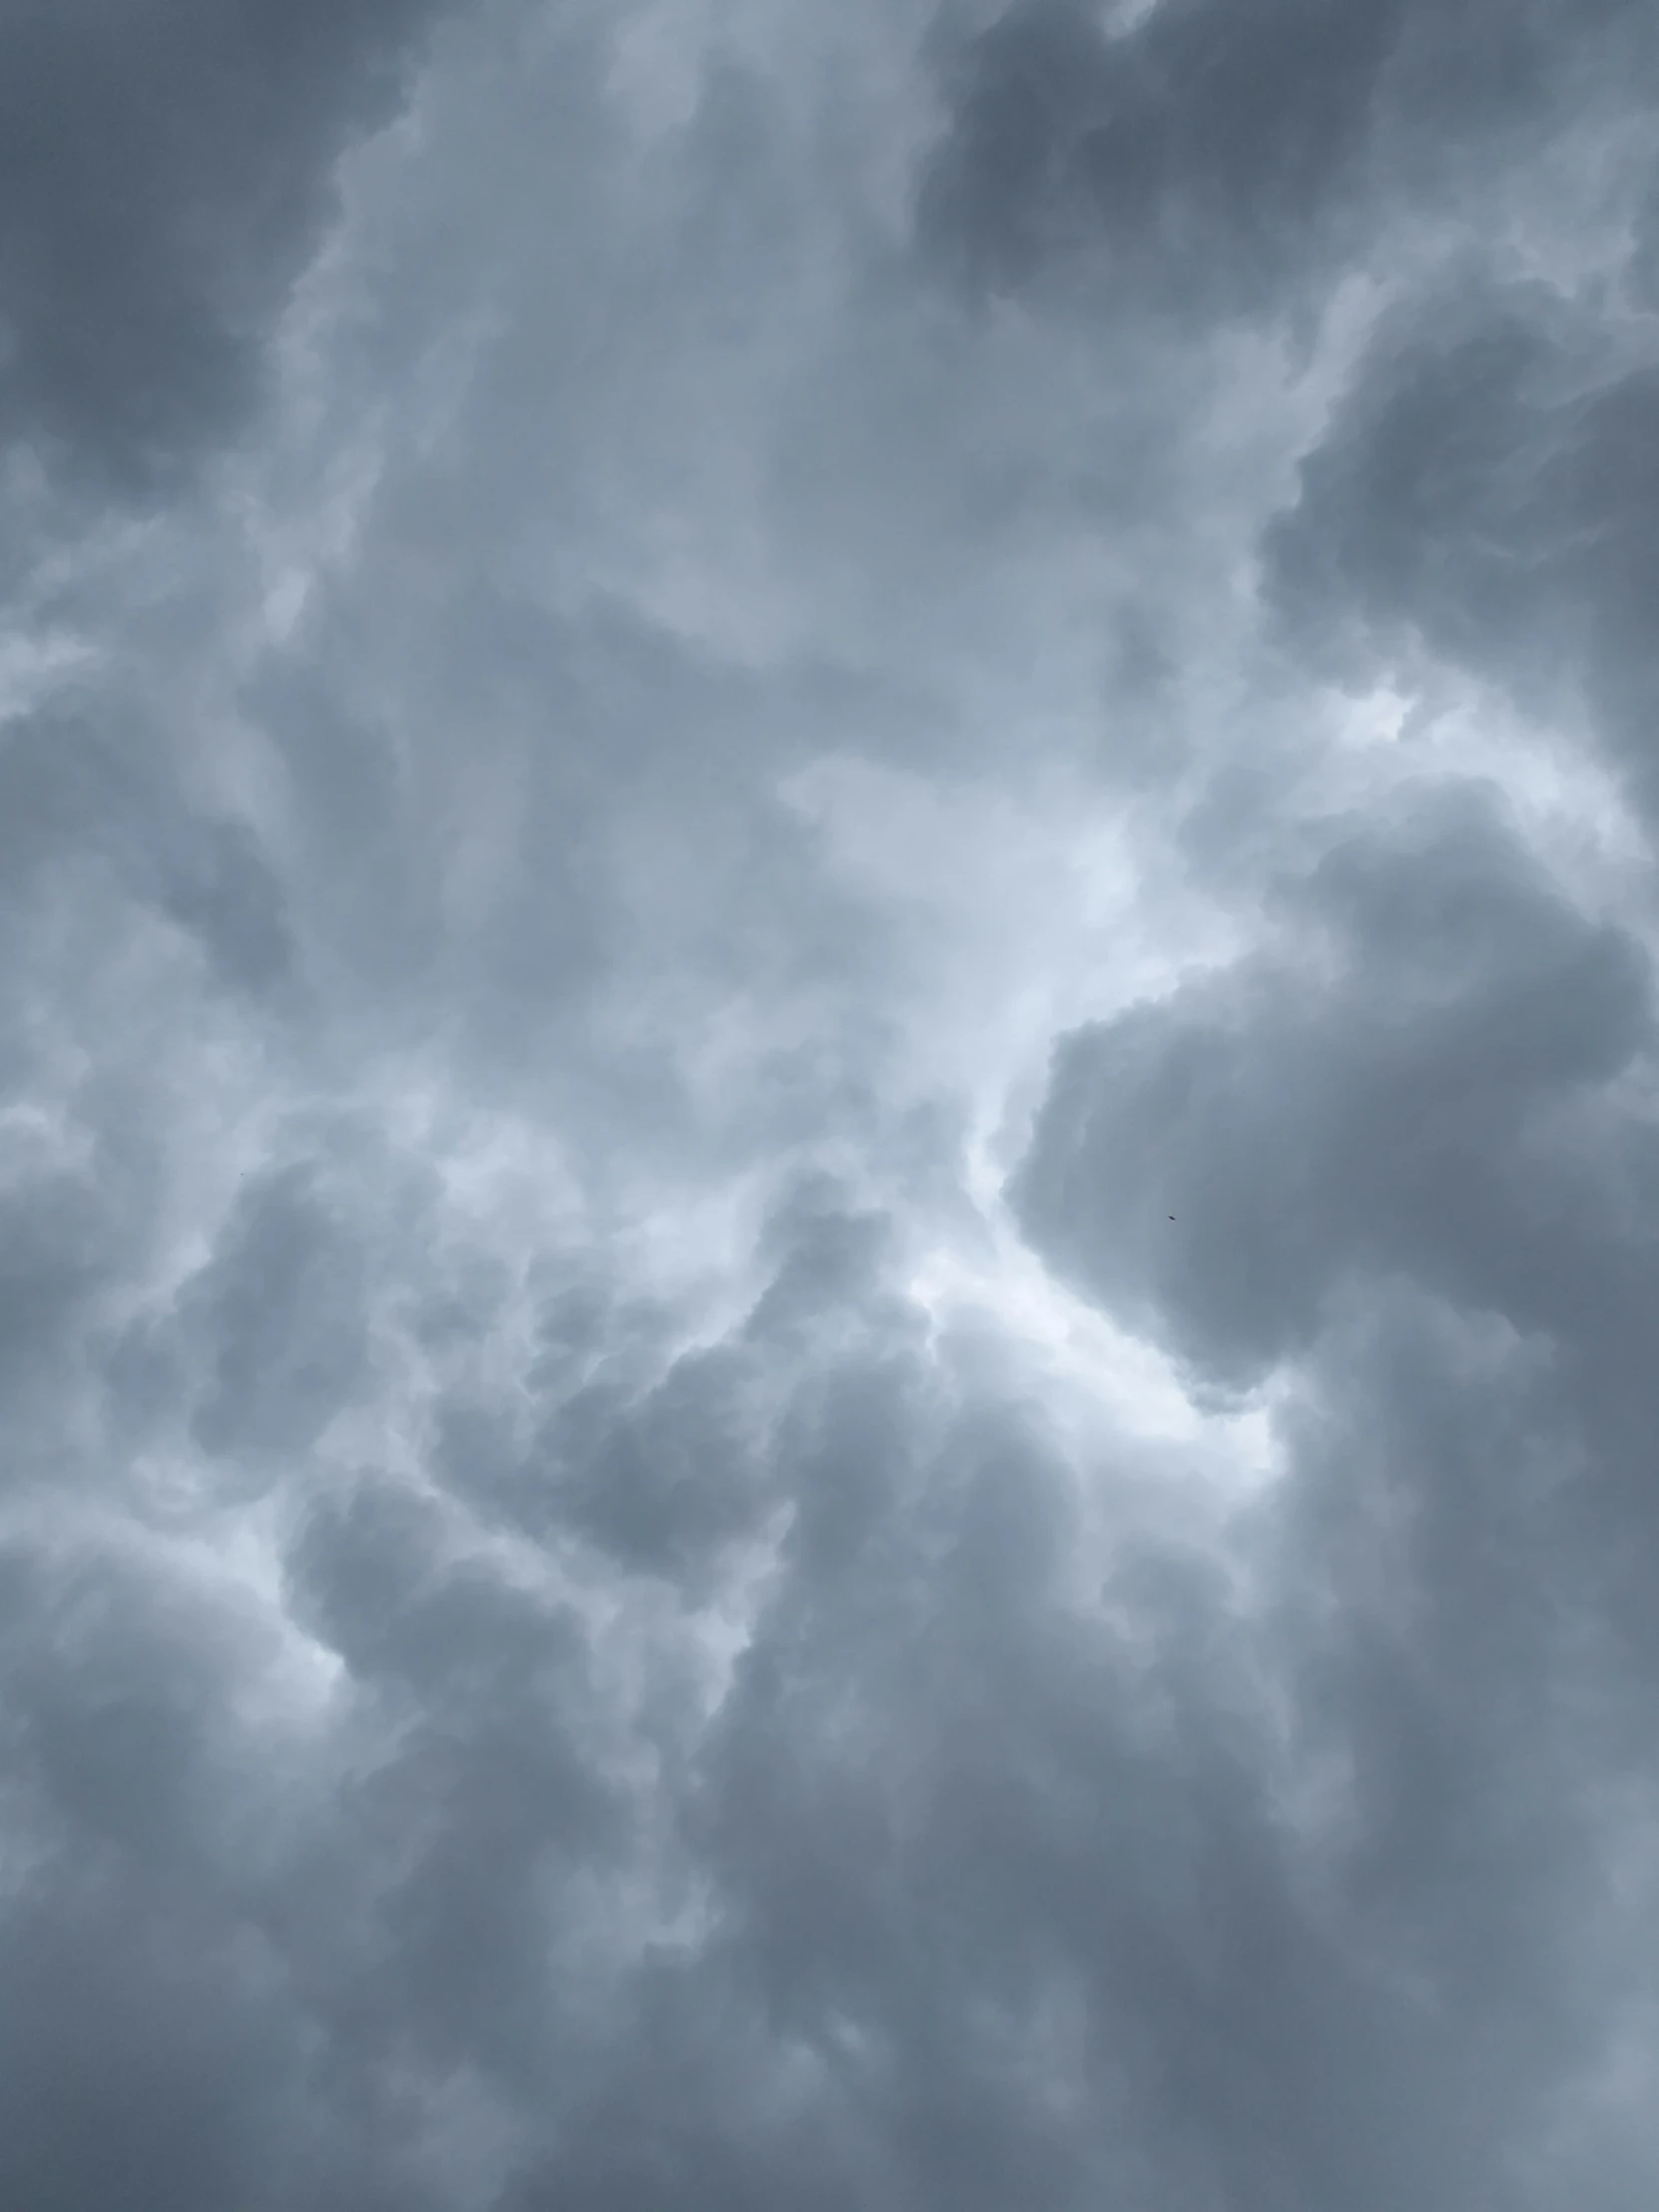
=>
[3,1,1659,2206]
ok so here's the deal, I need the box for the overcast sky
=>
[4,2,1659,2206]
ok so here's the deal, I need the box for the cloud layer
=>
[4,1,1659,2207]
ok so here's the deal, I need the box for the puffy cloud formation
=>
[4,1,1659,2207]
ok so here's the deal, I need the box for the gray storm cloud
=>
[3,2,1659,2209]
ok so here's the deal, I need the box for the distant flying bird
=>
[1168,1214,1176,1221]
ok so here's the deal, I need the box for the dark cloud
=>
[537,1347,774,1578]
[3,2,1659,2208]
[919,0,1402,306]
[1268,282,1659,812]
[0,0,441,487]
[1010,776,1659,2194]
[4,1105,1659,2211]
[1015,786,1654,1382]
[180,1164,370,1462]
[0,1540,328,2212]
[918,0,1657,315]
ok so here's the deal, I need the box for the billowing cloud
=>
[1015,784,1654,1383]
[3,1,1659,2208]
